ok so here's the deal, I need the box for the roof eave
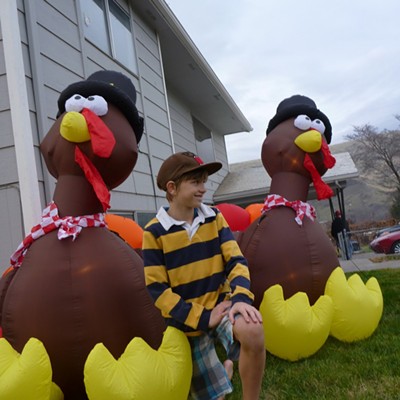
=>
[136,0,252,135]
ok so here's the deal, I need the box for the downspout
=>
[0,0,41,233]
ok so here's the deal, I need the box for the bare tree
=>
[346,124,400,191]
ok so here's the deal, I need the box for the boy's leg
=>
[218,359,233,400]
[189,334,234,400]
[216,360,234,400]
[223,359,234,380]
[233,317,265,400]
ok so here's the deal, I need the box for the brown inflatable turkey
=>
[0,71,165,399]
[238,95,340,308]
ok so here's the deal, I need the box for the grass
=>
[227,268,400,400]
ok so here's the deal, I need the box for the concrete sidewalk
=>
[340,251,400,273]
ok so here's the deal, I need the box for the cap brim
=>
[180,161,222,179]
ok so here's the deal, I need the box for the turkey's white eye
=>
[311,119,326,134]
[294,114,312,130]
[65,94,86,113]
[83,95,108,116]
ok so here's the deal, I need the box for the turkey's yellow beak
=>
[60,111,90,143]
[294,130,322,153]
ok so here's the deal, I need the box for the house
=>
[215,152,359,211]
[0,0,252,272]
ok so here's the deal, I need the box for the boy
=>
[142,152,265,400]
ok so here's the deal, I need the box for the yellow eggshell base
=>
[260,284,333,361]
[325,267,383,342]
[84,326,192,400]
[0,337,63,400]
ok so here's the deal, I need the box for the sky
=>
[165,0,400,163]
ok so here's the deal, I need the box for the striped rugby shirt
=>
[143,204,254,336]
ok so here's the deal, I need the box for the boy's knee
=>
[247,324,265,351]
[235,320,265,351]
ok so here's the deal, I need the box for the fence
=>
[337,230,353,260]
[348,227,384,247]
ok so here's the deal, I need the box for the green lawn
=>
[228,268,400,400]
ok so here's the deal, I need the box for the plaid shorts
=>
[188,315,241,400]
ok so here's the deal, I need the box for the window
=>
[193,117,215,163]
[81,0,138,73]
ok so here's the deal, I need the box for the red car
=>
[370,229,400,254]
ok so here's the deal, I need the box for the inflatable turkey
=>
[0,71,166,399]
[237,95,383,362]
[239,95,339,308]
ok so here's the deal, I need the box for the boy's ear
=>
[166,181,176,196]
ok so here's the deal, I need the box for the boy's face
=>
[171,176,207,209]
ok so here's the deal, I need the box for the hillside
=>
[310,141,394,223]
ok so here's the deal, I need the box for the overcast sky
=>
[165,0,400,163]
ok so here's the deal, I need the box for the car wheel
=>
[391,241,400,254]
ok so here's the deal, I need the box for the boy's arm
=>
[142,229,211,332]
[216,212,255,305]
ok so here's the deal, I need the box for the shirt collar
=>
[156,203,216,231]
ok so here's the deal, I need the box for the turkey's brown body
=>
[2,228,164,399]
[239,206,338,308]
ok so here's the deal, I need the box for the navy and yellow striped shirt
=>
[143,205,254,336]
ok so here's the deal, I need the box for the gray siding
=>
[168,90,197,153]
[0,0,232,271]
[133,12,173,210]
[212,133,229,185]
[0,187,24,269]
[25,0,85,202]
[0,16,15,269]
[26,0,174,214]
[167,90,229,204]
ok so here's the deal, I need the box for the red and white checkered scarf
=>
[262,194,316,226]
[10,201,106,268]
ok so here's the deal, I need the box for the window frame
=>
[81,0,138,74]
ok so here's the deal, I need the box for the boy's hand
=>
[209,300,231,328]
[228,302,263,325]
